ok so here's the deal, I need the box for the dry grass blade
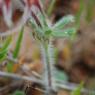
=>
[0,71,43,85]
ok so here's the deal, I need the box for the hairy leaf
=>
[52,28,76,38]
[53,15,74,29]
[54,69,68,82]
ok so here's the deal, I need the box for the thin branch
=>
[55,82,95,94]
[0,71,43,85]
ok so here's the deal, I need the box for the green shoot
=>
[13,27,24,58]
[47,0,56,16]
[12,90,25,95]
[7,27,24,72]
[86,0,95,22]
[71,82,84,95]
[0,36,12,62]
[53,15,75,30]
[75,0,84,28]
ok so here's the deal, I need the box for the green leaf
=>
[47,0,56,16]
[75,0,84,27]
[53,15,74,29]
[71,82,84,95]
[30,18,45,37]
[44,27,52,36]
[52,28,76,38]
[0,54,7,62]
[54,69,68,82]
[13,27,24,59]
[54,48,58,64]
[0,49,7,62]
[0,45,9,57]
[37,10,47,28]
[7,62,14,72]
[86,0,95,22]
[7,27,24,72]
[13,90,25,95]
[30,18,39,29]
[0,36,12,62]
[0,36,12,51]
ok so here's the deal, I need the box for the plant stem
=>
[0,71,43,85]
[40,42,52,94]
[48,38,56,90]
[40,39,56,95]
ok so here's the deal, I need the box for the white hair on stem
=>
[48,38,56,91]
[40,43,50,87]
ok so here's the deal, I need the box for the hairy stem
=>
[40,39,56,95]
[40,42,52,94]
[48,38,56,90]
